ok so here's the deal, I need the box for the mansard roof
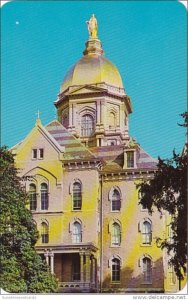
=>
[45,120,97,161]
[90,144,157,172]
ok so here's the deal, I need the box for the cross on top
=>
[36,110,41,119]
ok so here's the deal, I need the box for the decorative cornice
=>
[62,160,103,171]
[100,169,156,181]
[36,242,98,253]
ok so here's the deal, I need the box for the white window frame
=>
[138,218,152,246]
[109,186,121,212]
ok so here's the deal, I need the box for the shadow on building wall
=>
[102,258,164,293]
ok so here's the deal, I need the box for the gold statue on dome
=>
[86,14,98,39]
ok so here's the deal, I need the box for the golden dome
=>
[60,54,124,93]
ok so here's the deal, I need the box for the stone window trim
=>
[109,186,122,212]
[31,148,44,160]
[138,218,152,245]
[26,176,50,211]
[29,183,37,211]
[69,218,82,243]
[70,179,82,211]
[41,183,49,210]
[138,254,153,284]
[41,219,49,244]
[123,149,137,169]
[69,217,82,232]
[108,255,122,283]
[81,114,95,137]
[108,219,122,247]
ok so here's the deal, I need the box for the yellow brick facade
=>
[12,16,186,293]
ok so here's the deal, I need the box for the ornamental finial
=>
[86,14,98,39]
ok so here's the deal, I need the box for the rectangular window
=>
[39,148,44,159]
[127,151,134,168]
[32,149,37,159]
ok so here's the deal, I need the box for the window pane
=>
[112,258,120,281]
[112,189,121,211]
[143,258,152,283]
[81,114,94,137]
[41,223,49,244]
[112,223,121,245]
[29,184,37,210]
[142,221,152,244]
[39,148,44,158]
[127,151,134,168]
[73,183,82,210]
[41,183,48,210]
[32,149,37,159]
[72,222,82,243]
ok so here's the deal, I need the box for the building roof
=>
[60,33,124,94]
[90,145,158,172]
[45,120,97,161]
[60,55,124,94]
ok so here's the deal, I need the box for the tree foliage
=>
[0,146,58,293]
[138,139,187,280]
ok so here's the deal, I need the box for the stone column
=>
[91,256,96,284]
[49,252,54,274]
[85,253,91,283]
[69,104,73,127]
[80,252,84,282]
[44,250,49,265]
[97,101,101,124]
[100,101,105,127]
[120,104,124,131]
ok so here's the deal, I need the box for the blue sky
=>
[1,1,187,158]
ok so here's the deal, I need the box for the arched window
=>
[29,183,37,211]
[111,189,121,211]
[112,223,121,246]
[41,222,49,243]
[73,182,82,210]
[41,183,48,210]
[112,258,121,282]
[72,222,82,243]
[142,257,152,283]
[109,112,116,128]
[142,221,152,244]
[81,114,94,137]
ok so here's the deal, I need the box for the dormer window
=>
[127,151,134,168]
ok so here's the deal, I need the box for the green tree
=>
[0,146,58,293]
[138,114,187,283]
